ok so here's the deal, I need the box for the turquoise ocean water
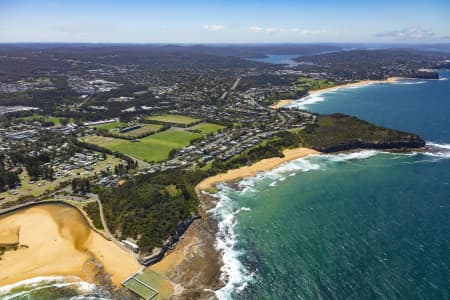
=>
[214,71,450,299]
[2,71,449,300]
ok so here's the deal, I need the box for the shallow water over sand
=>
[214,71,450,299]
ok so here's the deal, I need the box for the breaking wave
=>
[212,149,385,299]
[0,276,109,300]
[423,142,450,159]
[211,142,450,299]
[287,94,326,109]
[209,189,254,300]
[393,80,426,85]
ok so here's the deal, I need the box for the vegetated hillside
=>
[97,115,425,255]
[98,169,205,254]
[298,114,425,153]
[294,49,445,80]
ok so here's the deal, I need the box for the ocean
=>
[214,71,450,299]
[1,71,448,300]
[0,276,111,300]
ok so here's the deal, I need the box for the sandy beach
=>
[270,99,295,109]
[0,204,140,288]
[0,148,319,298]
[147,147,319,299]
[270,77,403,109]
[197,147,320,190]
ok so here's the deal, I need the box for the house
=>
[122,240,139,253]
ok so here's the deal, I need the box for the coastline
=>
[197,147,320,190]
[0,148,319,299]
[270,77,403,109]
[150,147,319,299]
[0,204,141,289]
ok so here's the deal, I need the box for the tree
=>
[71,177,90,194]
[60,117,69,126]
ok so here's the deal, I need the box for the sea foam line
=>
[209,188,254,300]
[0,276,97,299]
[211,145,449,298]
[287,78,429,109]
[423,142,450,158]
[211,149,382,299]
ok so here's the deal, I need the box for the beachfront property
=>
[122,239,139,253]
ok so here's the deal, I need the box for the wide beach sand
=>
[147,147,319,298]
[197,147,320,190]
[0,204,140,288]
[270,77,402,109]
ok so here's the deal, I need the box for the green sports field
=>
[145,114,199,126]
[110,123,163,138]
[94,121,126,130]
[15,114,74,126]
[81,129,201,162]
[190,122,225,134]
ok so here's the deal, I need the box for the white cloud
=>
[374,27,434,40]
[203,24,226,31]
[249,26,326,35]
[249,26,264,33]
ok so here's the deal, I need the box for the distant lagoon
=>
[245,54,301,66]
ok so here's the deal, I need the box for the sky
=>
[0,0,449,43]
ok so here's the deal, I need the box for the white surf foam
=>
[320,150,380,162]
[210,189,254,300]
[393,80,426,85]
[212,149,386,299]
[423,142,450,158]
[0,276,97,299]
[288,94,326,109]
[211,145,450,298]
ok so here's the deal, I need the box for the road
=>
[219,76,241,101]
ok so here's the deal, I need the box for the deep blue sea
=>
[214,71,450,299]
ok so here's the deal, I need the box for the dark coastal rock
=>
[410,71,439,80]
[316,137,426,153]
[139,216,200,266]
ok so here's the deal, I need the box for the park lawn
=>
[94,121,125,130]
[110,130,201,162]
[190,122,225,135]
[82,130,201,162]
[294,77,337,92]
[145,114,200,126]
[110,123,163,138]
[81,135,124,148]
[15,114,74,126]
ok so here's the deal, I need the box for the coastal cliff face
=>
[149,192,223,300]
[299,114,426,153]
[316,138,425,153]
[409,71,439,80]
